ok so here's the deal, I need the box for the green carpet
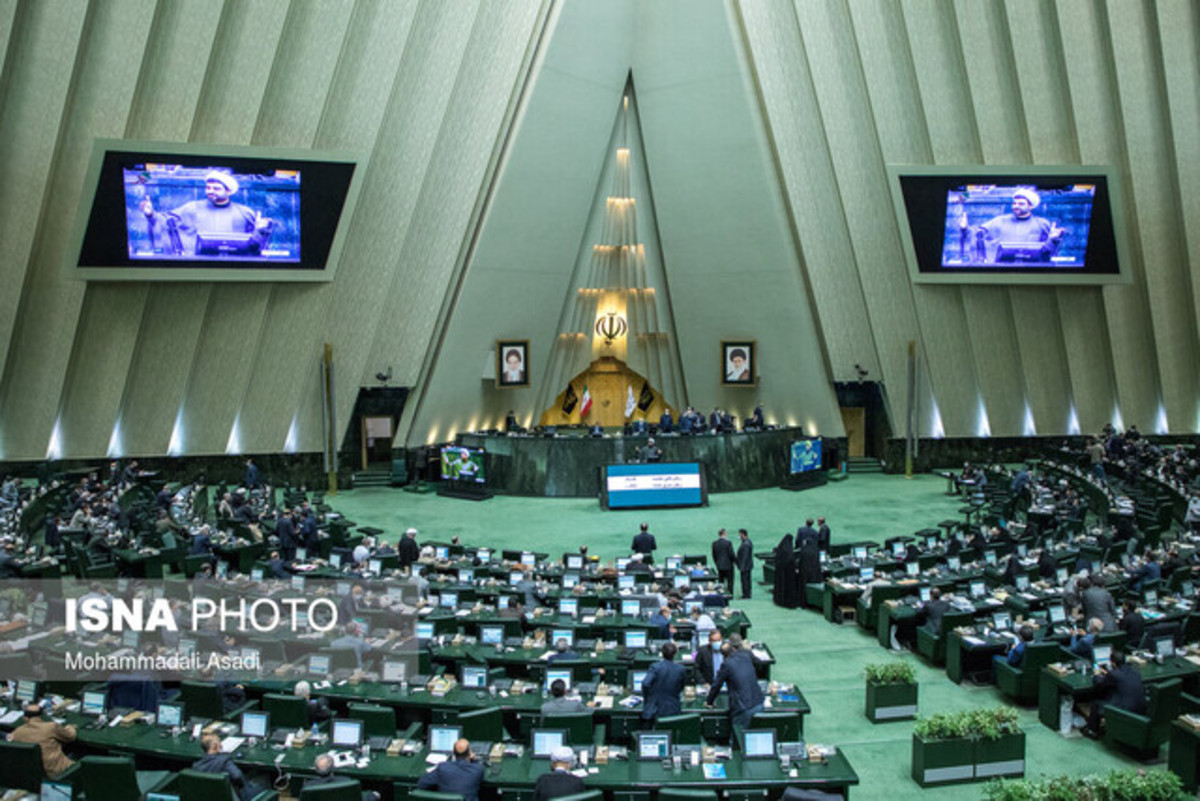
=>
[329,473,1170,798]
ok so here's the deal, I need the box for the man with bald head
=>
[305,752,381,800]
[416,738,484,801]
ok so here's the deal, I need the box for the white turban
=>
[1012,188,1040,209]
[205,171,239,194]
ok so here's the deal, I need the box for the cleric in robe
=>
[969,187,1064,264]
[140,170,276,257]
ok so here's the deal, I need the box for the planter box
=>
[911,732,1026,788]
[866,680,918,722]
[973,732,1025,780]
[912,734,975,787]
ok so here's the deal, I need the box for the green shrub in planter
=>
[864,662,918,722]
[982,768,1183,800]
[911,706,1024,787]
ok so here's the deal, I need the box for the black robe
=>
[773,535,800,609]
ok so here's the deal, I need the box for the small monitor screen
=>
[665,557,682,571]
[906,562,920,576]
[551,629,573,646]
[559,598,578,616]
[1017,544,1028,558]
[416,622,435,640]
[1056,567,1068,583]
[157,701,183,728]
[477,549,491,564]
[562,573,579,589]
[497,595,510,610]
[146,794,181,801]
[40,782,73,801]
[1155,638,1174,657]
[992,612,1011,630]
[1048,605,1066,623]
[309,654,330,674]
[367,559,381,576]
[440,446,486,484]
[122,630,140,649]
[330,553,343,568]
[1093,644,1112,665]
[854,547,868,561]
[1015,575,1030,591]
[532,729,565,758]
[684,600,703,615]
[440,592,458,609]
[82,691,106,717]
[984,551,996,565]
[241,647,260,664]
[743,729,777,759]
[631,670,648,692]
[179,638,196,657]
[672,575,688,589]
[637,732,671,760]
[618,575,636,590]
[291,575,305,592]
[296,548,308,562]
[947,556,961,571]
[16,681,38,702]
[545,669,572,693]
[331,719,364,748]
[625,630,648,648]
[565,555,583,570]
[510,571,524,586]
[429,725,462,753]
[616,558,630,572]
[480,626,504,646]
[1145,590,1158,606]
[859,567,875,583]
[926,536,938,549]
[383,661,407,683]
[436,546,449,560]
[919,586,932,602]
[241,711,269,738]
[970,581,985,598]
[892,542,906,557]
[621,600,641,616]
[1183,581,1195,597]
[521,553,537,566]
[250,567,264,582]
[461,666,488,688]
[458,569,474,584]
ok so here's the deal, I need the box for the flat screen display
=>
[440,446,486,484]
[73,140,364,281]
[790,439,822,474]
[331,719,363,748]
[890,166,1128,285]
[603,463,704,509]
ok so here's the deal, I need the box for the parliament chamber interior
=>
[1,1,1200,800]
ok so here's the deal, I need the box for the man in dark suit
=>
[244,458,261,490]
[631,523,656,563]
[695,629,724,685]
[641,642,685,724]
[1118,598,1146,649]
[736,529,754,599]
[338,584,364,626]
[533,747,586,801]
[916,588,950,634]
[304,754,381,800]
[299,510,319,554]
[266,551,288,579]
[705,635,764,729]
[712,528,735,594]
[816,517,831,551]
[398,528,420,571]
[416,739,485,801]
[1083,650,1147,739]
[659,408,674,434]
[193,733,255,801]
[276,509,297,562]
[1079,576,1117,632]
[796,519,819,550]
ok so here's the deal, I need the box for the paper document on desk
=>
[0,710,23,724]
[220,737,246,753]
[962,636,985,646]
[425,753,448,765]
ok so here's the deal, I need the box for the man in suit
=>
[1069,618,1103,662]
[816,517,831,551]
[299,509,320,554]
[648,606,673,639]
[1078,576,1117,632]
[631,523,656,562]
[10,701,76,778]
[533,746,586,801]
[193,733,254,801]
[641,642,685,724]
[1119,598,1146,649]
[541,679,590,716]
[398,528,421,571]
[244,458,261,490]
[695,629,725,685]
[547,638,580,664]
[304,753,381,800]
[338,584,364,626]
[736,529,754,599]
[796,519,819,550]
[276,509,297,562]
[1083,650,1147,739]
[266,550,288,579]
[659,408,674,434]
[416,739,485,801]
[293,681,332,724]
[330,622,372,669]
[705,635,764,729]
[916,587,951,634]
[712,528,735,594]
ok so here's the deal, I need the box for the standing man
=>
[736,529,754,600]
[398,527,420,572]
[712,529,735,594]
[632,523,657,563]
[695,629,724,685]
[816,517,831,551]
[705,635,765,730]
[641,642,685,725]
[796,519,819,550]
[244,458,261,490]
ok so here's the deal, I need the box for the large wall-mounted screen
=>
[71,140,365,282]
[602,463,705,509]
[889,165,1129,285]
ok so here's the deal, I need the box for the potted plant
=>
[982,769,1182,800]
[911,706,1024,787]
[864,661,918,722]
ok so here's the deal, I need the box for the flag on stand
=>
[580,385,593,417]
[562,384,578,414]
[624,385,636,419]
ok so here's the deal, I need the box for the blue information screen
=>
[604,463,704,509]
[790,438,822,474]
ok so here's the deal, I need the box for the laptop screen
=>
[241,711,268,738]
[461,666,488,688]
[906,562,920,576]
[625,630,647,648]
[562,573,579,589]
[631,670,648,692]
[156,701,183,728]
[859,566,875,582]
[416,622,435,640]
[429,725,462,753]
[331,719,363,748]
[309,654,330,674]
[566,555,583,570]
[621,599,641,616]
[382,661,407,682]
[618,575,635,590]
[559,598,578,616]
[1093,644,1112,665]
[919,586,931,602]
[480,625,504,645]
[532,729,565,757]
[743,729,777,759]
[81,690,106,717]
[969,580,985,598]
[1048,605,1066,623]
[637,732,671,759]
[854,547,868,561]
[1155,638,1174,657]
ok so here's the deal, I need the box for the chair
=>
[59,756,170,801]
[263,693,310,730]
[348,703,396,737]
[320,647,362,672]
[658,790,718,801]
[748,711,803,741]
[299,778,364,800]
[916,611,973,665]
[1104,678,1182,760]
[541,713,598,746]
[410,791,466,801]
[994,642,1070,705]
[656,713,702,744]
[179,680,256,721]
[0,740,44,792]
[174,768,279,801]
[460,706,505,742]
[183,554,213,578]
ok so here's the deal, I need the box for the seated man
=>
[1068,618,1104,662]
[304,753,381,801]
[294,681,332,724]
[193,733,255,801]
[546,638,579,664]
[996,625,1035,668]
[416,739,484,801]
[330,622,372,669]
[541,679,589,716]
[533,746,585,801]
[9,701,76,778]
[1082,650,1147,740]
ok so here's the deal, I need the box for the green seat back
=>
[347,703,395,738]
[410,790,466,801]
[459,706,504,742]
[178,768,237,801]
[299,778,363,800]
[179,681,226,720]
[264,693,309,730]
[76,757,139,801]
[540,713,594,746]
[0,740,45,791]
[748,711,802,742]
[659,790,719,801]
[656,713,702,745]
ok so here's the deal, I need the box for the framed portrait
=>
[721,340,756,386]
[496,340,529,388]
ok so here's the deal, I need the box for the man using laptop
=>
[416,739,484,801]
